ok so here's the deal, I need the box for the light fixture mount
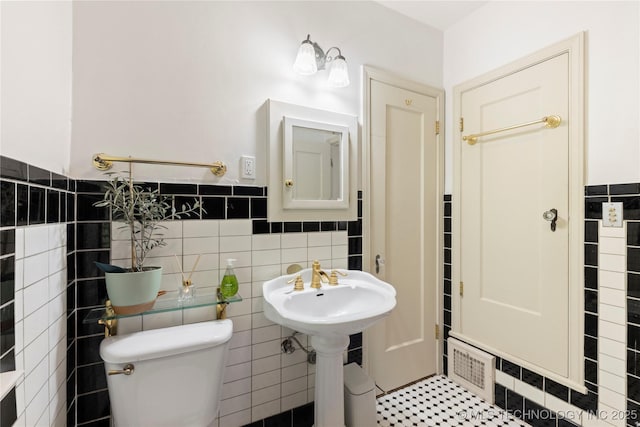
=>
[307,38,328,71]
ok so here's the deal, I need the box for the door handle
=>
[542,208,558,232]
[375,255,385,274]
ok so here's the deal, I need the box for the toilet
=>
[100,319,233,427]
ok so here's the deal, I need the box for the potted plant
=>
[94,174,200,314]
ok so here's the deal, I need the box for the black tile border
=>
[610,183,640,195]
[244,402,314,427]
[0,156,76,227]
[442,196,452,376]
[0,157,28,182]
[73,177,351,227]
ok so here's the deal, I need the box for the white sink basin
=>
[262,269,396,336]
[263,268,396,427]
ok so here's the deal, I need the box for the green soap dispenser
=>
[220,258,239,298]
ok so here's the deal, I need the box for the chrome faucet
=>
[311,260,329,289]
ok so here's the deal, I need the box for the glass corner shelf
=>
[83,292,243,324]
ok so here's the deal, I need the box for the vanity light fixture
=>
[293,34,350,88]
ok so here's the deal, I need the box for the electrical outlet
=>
[240,155,256,179]
[602,202,623,227]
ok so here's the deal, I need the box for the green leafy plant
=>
[94,174,201,271]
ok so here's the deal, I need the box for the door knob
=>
[542,208,558,232]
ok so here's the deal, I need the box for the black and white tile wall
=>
[0,154,363,427]
[444,185,640,427]
[617,183,640,427]
[1,228,18,427]
[443,194,452,377]
[4,150,638,427]
[1,156,74,427]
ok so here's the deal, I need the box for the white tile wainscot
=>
[12,224,67,427]
[110,219,349,427]
[597,222,627,427]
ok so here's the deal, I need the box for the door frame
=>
[361,65,445,375]
[451,33,585,391]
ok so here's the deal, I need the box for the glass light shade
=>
[327,56,350,88]
[293,41,318,75]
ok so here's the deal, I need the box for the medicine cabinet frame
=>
[267,99,358,222]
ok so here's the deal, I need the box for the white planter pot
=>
[105,267,162,315]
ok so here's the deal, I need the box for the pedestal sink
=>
[263,267,396,427]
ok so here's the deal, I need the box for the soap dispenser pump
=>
[220,259,239,298]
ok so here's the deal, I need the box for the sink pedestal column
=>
[310,335,350,427]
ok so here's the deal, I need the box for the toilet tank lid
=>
[100,319,233,363]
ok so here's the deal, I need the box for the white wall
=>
[0,1,73,176]
[443,1,640,190]
[70,1,443,184]
[5,1,638,188]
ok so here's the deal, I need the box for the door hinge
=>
[435,120,440,135]
[460,281,464,297]
[459,117,464,132]
[435,324,440,340]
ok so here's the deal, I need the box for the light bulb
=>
[327,56,350,88]
[293,41,318,75]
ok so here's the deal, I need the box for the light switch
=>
[602,202,623,227]
[240,155,256,179]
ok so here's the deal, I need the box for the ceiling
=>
[376,1,489,31]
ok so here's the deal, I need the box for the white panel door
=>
[367,78,440,391]
[459,53,570,376]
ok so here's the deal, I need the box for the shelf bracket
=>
[94,293,238,337]
[216,288,228,320]
[98,300,118,337]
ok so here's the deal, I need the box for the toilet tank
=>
[100,319,233,427]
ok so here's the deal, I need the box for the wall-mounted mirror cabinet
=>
[267,99,358,221]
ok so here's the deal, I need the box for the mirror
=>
[283,117,349,208]
[267,99,358,222]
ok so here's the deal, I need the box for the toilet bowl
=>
[100,319,233,427]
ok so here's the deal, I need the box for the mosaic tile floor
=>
[376,375,531,426]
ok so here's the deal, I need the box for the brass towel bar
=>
[92,153,227,176]
[462,115,562,146]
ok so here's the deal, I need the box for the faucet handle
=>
[329,270,348,286]
[287,275,305,291]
